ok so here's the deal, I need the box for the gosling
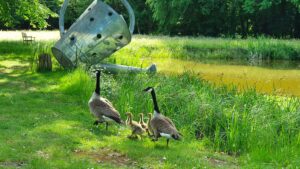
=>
[125,112,145,139]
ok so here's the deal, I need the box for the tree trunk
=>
[37,53,52,72]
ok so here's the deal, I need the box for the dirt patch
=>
[74,147,136,167]
[36,150,50,159]
[0,161,26,168]
[205,156,239,168]
[207,157,227,166]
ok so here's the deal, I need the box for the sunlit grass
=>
[0,58,239,168]
[1,31,300,60]
[109,35,300,61]
[0,30,60,41]
[52,68,300,167]
[0,37,300,168]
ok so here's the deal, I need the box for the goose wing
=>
[163,116,176,127]
[102,97,114,107]
[90,98,122,124]
[150,117,179,137]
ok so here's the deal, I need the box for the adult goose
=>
[88,70,122,130]
[143,87,181,146]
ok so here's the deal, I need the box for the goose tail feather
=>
[172,133,182,140]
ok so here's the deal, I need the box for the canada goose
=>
[88,70,122,130]
[143,87,181,146]
[125,112,145,139]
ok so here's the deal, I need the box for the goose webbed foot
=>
[139,134,145,140]
[127,135,138,140]
[148,134,154,138]
[151,137,158,142]
[166,139,170,147]
[147,131,153,137]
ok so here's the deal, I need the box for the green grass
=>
[3,35,300,66]
[0,40,300,168]
[106,36,300,65]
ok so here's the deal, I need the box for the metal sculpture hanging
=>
[51,0,156,73]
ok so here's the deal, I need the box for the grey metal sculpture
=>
[94,63,157,74]
[51,0,156,73]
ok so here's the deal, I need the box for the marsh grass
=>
[107,36,300,64]
[59,69,300,167]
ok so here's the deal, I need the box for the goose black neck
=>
[150,89,160,113]
[95,72,100,95]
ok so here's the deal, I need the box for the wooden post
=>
[37,53,52,72]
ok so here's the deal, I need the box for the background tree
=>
[0,0,58,29]
[1,0,300,37]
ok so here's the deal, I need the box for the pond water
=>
[143,58,300,96]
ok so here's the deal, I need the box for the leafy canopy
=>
[0,0,59,28]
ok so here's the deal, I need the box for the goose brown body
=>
[150,111,181,140]
[89,93,122,124]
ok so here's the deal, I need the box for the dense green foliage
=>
[146,0,300,37]
[2,0,300,37]
[0,0,58,28]
[59,0,157,33]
